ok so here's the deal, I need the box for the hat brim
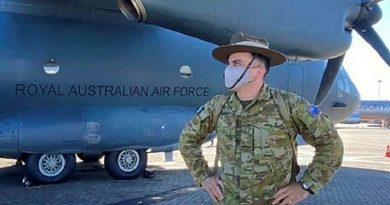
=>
[212,45,286,66]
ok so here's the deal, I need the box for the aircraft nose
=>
[333,70,360,122]
[319,68,360,123]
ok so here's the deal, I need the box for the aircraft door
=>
[288,63,304,96]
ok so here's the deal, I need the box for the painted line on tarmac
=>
[341,140,385,147]
[343,156,385,159]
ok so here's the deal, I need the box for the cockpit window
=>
[344,78,350,94]
[337,73,351,97]
[337,79,344,97]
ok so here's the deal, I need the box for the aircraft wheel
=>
[104,149,147,180]
[77,153,103,162]
[25,154,76,184]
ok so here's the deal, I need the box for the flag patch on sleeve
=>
[307,104,320,118]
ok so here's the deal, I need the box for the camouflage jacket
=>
[179,84,344,205]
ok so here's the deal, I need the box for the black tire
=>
[104,149,147,180]
[77,153,103,162]
[25,154,76,184]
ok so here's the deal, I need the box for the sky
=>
[344,1,390,101]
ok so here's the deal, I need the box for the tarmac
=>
[1,128,390,205]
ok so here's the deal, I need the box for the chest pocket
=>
[253,116,289,160]
[216,110,236,161]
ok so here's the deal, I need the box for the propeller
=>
[314,54,345,105]
[314,0,389,105]
[353,0,390,66]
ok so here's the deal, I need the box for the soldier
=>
[179,33,343,205]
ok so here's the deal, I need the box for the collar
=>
[227,84,272,110]
[255,84,272,102]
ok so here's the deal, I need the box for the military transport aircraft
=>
[0,0,387,184]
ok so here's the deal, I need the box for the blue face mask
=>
[224,65,250,90]
[224,57,256,90]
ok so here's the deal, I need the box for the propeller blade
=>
[355,24,390,66]
[351,1,389,66]
[315,54,345,105]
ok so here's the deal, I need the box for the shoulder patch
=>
[196,105,205,115]
[307,104,320,118]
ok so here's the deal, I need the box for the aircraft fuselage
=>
[0,12,359,158]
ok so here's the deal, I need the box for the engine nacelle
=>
[117,0,360,60]
[118,0,219,44]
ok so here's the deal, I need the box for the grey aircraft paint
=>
[0,11,359,159]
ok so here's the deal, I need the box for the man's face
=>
[228,52,266,82]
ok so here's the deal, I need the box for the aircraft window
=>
[337,79,344,97]
[43,59,60,75]
[180,65,192,79]
[343,78,350,94]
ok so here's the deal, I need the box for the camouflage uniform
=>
[179,84,344,205]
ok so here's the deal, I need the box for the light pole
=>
[378,80,382,99]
